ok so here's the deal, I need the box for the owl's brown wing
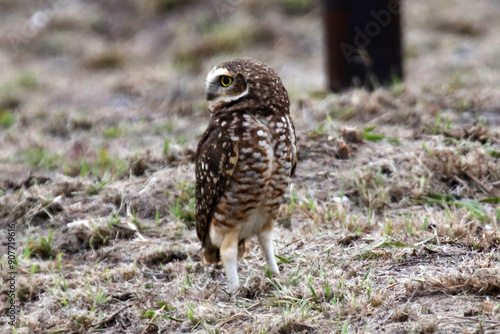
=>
[195,123,239,246]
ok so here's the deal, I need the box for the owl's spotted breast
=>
[210,112,294,238]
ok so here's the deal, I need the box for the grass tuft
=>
[27,229,56,260]
[170,181,196,227]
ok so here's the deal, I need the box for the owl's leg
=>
[237,239,246,259]
[258,221,279,275]
[220,228,240,292]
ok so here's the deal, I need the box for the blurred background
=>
[0,0,499,177]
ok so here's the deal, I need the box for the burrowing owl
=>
[195,58,297,292]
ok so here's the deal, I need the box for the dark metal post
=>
[324,0,403,91]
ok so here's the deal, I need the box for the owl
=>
[195,58,297,292]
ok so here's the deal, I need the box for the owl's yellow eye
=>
[220,76,233,87]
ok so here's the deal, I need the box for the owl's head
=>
[205,58,289,114]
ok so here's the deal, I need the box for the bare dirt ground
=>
[0,0,499,333]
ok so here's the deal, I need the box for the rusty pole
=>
[324,0,403,92]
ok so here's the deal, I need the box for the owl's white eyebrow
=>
[206,67,233,87]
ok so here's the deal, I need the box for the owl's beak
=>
[206,84,217,101]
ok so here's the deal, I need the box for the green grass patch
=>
[17,71,38,90]
[0,109,15,128]
[74,147,129,180]
[479,197,500,204]
[27,229,56,260]
[362,126,400,145]
[487,150,500,158]
[170,181,196,227]
[102,126,122,139]
[19,147,62,170]
[419,194,489,221]
[86,180,108,195]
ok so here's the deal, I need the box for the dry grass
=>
[1,0,500,333]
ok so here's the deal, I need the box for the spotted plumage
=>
[195,58,297,291]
